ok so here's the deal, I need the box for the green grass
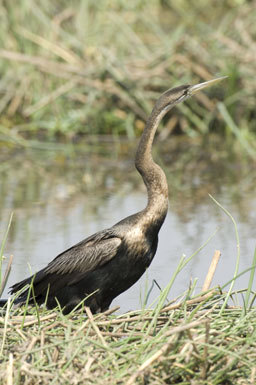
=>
[0,213,13,298]
[0,0,255,158]
[1,282,256,384]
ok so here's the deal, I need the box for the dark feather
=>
[45,228,122,275]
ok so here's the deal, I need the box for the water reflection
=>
[1,137,255,312]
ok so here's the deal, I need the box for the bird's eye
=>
[177,92,188,102]
[180,88,191,100]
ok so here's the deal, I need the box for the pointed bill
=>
[189,76,228,95]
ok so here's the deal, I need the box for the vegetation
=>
[1,259,256,385]
[0,0,255,158]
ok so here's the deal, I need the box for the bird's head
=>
[155,76,227,115]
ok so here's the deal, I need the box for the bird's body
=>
[12,211,164,314]
[6,77,225,314]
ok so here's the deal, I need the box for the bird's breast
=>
[123,226,154,263]
[125,226,144,240]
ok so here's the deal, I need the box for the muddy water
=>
[1,137,255,312]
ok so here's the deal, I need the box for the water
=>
[1,137,255,312]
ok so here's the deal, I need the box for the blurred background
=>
[0,0,255,311]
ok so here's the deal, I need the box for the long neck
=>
[135,106,169,232]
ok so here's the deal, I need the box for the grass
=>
[1,281,256,384]
[0,213,13,298]
[0,0,255,158]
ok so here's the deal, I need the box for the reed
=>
[0,0,255,158]
[0,270,255,384]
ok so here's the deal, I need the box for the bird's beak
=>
[189,76,228,95]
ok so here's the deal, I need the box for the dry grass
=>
[1,289,256,385]
[0,0,255,153]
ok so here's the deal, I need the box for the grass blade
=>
[0,213,13,288]
[209,194,240,314]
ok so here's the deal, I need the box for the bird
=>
[2,77,226,314]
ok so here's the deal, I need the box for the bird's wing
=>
[45,228,122,275]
